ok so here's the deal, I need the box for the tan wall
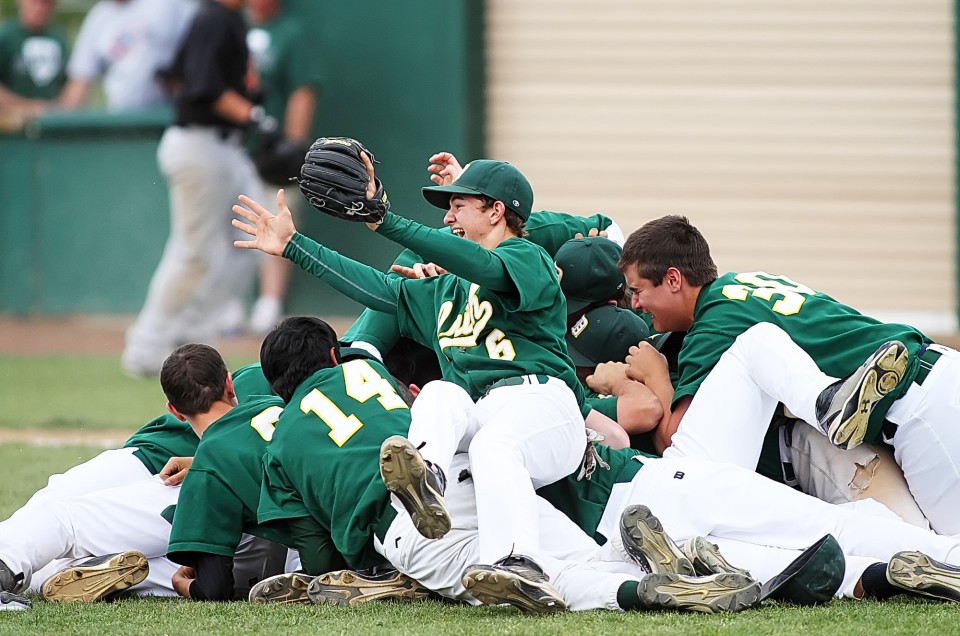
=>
[487,0,956,332]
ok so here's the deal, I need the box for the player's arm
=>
[585,362,663,435]
[625,342,681,454]
[233,191,403,313]
[283,86,315,142]
[171,552,234,601]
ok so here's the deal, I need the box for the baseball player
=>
[0,362,280,603]
[619,215,959,535]
[537,440,960,604]
[255,316,762,615]
[233,159,590,602]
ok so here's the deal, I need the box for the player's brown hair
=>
[480,195,528,238]
[260,316,340,403]
[618,215,718,287]
[160,343,229,416]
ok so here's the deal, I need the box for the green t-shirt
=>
[232,363,275,399]
[676,271,930,443]
[248,14,321,123]
[123,415,199,475]
[396,237,582,402]
[257,359,410,570]
[343,210,617,354]
[167,397,286,563]
[537,444,654,543]
[0,19,67,99]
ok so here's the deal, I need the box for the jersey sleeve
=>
[671,328,736,408]
[585,394,619,421]
[168,469,246,561]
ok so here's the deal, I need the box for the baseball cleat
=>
[637,572,761,613]
[462,555,567,615]
[619,505,695,575]
[887,551,960,602]
[815,341,908,450]
[681,536,752,578]
[248,572,313,604]
[0,591,31,611]
[42,551,148,602]
[379,435,450,540]
[307,568,431,607]
[0,559,26,594]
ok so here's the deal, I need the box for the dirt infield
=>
[0,314,355,356]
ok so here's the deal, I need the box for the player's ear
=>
[664,267,684,291]
[330,346,340,365]
[166,402,187,422]
[490,200,506,224]
[223,373,237,403]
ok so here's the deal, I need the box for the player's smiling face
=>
[624,265,691,332]
[444,195,491,244]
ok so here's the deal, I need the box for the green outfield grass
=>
[2,361,960,634]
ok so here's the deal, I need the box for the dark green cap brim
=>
[422,184,486,211]
[760,534,845,605]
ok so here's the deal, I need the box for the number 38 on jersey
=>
[721,272,814,316]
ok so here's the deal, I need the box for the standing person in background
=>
[0,0,67,120]
[242,0,321,336]
[122,0,273,377]
[58,0,196,112]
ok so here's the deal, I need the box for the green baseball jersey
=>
[167,396,286,562]
[257,359,410,570]
[123,415,199,475]
[0,19,68,99]
[677,271,930,443]
[584,389,618,421]
[247,14,322,124]
[537,444,654,543]
[232,363,275,400]
[344,211,616,355]
[396,237,583,402]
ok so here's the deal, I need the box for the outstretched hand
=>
[232,189,298,256]
[391,262,448,279]
[427,151,463,185]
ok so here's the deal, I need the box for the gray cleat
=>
[619,505,695,575]
[462,555,567,615]
[815,341,908,450]
[0,591,31,611]
[379,435,450,540]
[637,571,762,613]
[887,551,960,602]
[681,536,752,577]
[307,568,431,607]
[0,559,25,594]
[42,551,148,602]
[248,572,313,604]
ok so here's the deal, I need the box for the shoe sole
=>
[42,551,148,603]
[620,505,695,575]
[462,566,567,615]
[248,572,313,604]
[380,436,451,540]
[888,551,960,602]
[682,536,752,578]
[826,342,908,450]
[638,572,761,613]
[307,569,431,607]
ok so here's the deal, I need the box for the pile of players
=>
[2,150,960,614]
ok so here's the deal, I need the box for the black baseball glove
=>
[298,137,390,223]
[254,131,309,186]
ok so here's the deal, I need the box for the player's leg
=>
[884,345,960,535]
[0,476,180,591]
[468,378,585,565]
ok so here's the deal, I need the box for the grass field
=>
[2,356,960,634]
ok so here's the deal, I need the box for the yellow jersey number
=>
[720,272,814,316]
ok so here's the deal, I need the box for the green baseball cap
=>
[422,160,533,220]
[760,534,845,605]
[566,305,650,367]
[555,237,626,314]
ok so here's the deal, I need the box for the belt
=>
[482,374,551,397]
[914,344,943,386]
[178,124,244,142]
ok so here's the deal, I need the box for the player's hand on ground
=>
[232,189,297,256]
[172,566,196,598]
[585,361,630,395]
[574,227,609,239]
[391,262,448,279]
[427,151,463,185]
[160,456,194,486]
[625,342,668,383]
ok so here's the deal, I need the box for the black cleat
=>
[815,341,908,450]
[307,568,431,607]
[637,572,761,613]
[462,555,567,615]
[379,435,450,540]
[887,551,960,602]
[619,505,695,575]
